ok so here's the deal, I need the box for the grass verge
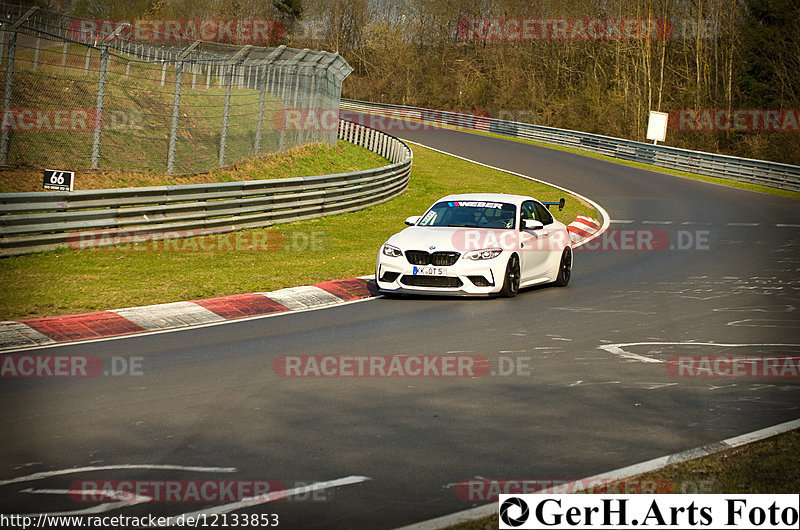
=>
[444,429,800,529]
[0,144,597,319]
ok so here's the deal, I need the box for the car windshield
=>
[417,200,517,228]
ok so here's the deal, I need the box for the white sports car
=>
[376,193,573,297]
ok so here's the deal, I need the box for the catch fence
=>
[0,4,352,175]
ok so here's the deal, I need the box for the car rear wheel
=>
[553,247,572,287]
[500,254,520,298]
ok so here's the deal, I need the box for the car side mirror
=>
[522,219,544,230]
[405,216,421,226]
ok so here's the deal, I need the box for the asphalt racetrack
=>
[1,122,798,528]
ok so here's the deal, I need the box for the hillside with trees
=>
[42,0,800,164]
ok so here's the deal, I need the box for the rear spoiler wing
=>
[543,198,565,211]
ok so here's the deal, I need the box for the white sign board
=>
[646,111,669,143]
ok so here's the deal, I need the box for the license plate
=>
[413,266,447,276]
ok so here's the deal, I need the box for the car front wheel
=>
[499,253,520,298]
[553,247,572,287]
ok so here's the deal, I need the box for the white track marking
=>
[162,475,370,526]
[20,488,152,516]
[598,343,664,363]
[629,382,679,390]
[0,464,236,487]
[2,466,369,522]
[2,464,236,517]
[598,341,800,364]
[568,380,620,387]
[714,305,795,313]
[553,307,657,315]
[726,319,800,328]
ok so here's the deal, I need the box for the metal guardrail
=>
[0,120,412,256]
[341,99,800,193]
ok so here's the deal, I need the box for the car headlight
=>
[382,243,403,258]
[464,248,503,260]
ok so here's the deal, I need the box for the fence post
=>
[91,45,109,169]
[33,37,40,72]
[167,41,199,175]
[60,41,68,72]
[84,46,91,75]
[219,64,232,167]
[254,64,267,156]
[89,22,128,169]
[0,31,17,165]
[278,98,287,152]
[167,63,184,174]
[217,46,251,167]
[0,7,38,165]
